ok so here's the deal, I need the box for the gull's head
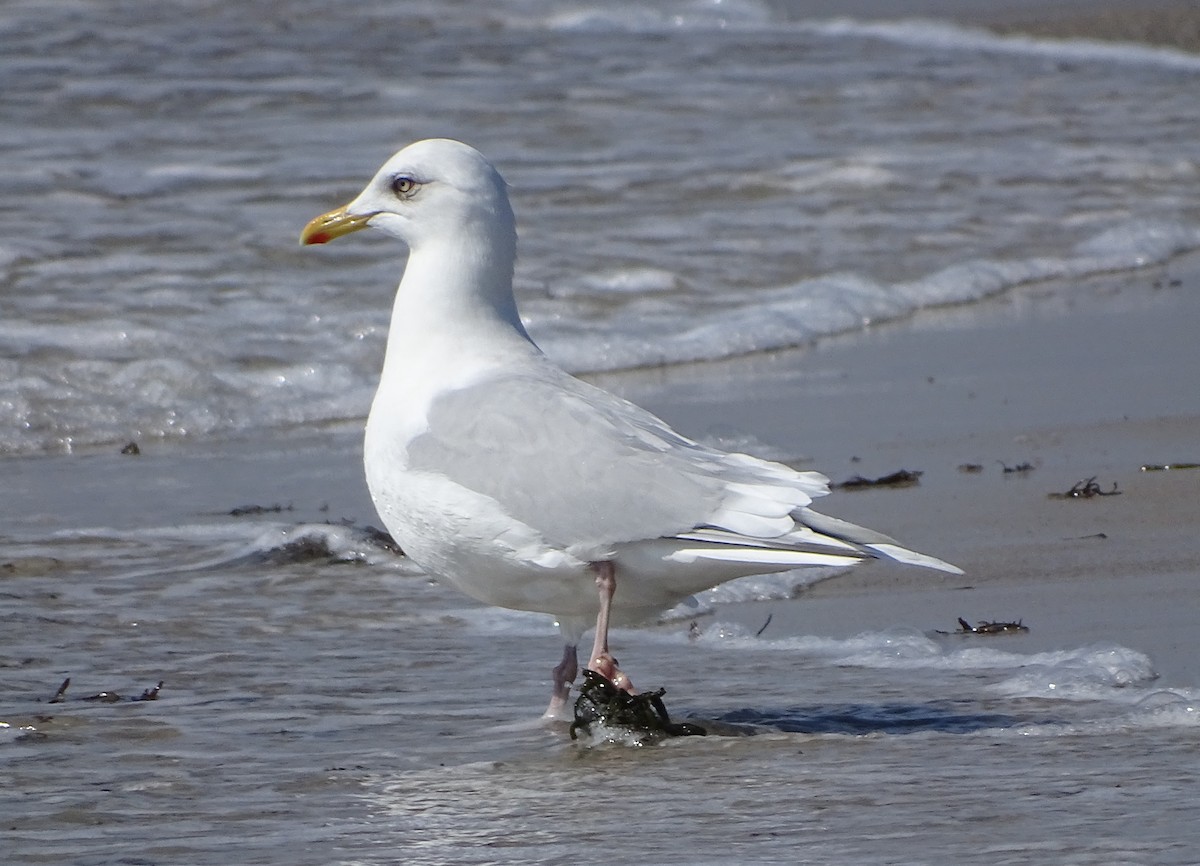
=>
[300,139,515,253]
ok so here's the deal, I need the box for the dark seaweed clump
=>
[570,670,706,741]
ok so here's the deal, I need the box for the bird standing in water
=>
[301,139,960,718]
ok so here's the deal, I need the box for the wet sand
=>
[796,0,1200,53]
[600,250,1200,688]
[976,1,1200,53]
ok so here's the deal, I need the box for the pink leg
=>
[542,642,578,720]
[586,561,635,693]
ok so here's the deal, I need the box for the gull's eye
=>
[391,176,417,197]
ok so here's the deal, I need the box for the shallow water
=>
[4,433,1198,865]
[4,513,1195,863]
[4,2,1200,863]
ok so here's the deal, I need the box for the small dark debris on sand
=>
[47,677,163,704]
[571,670,706,741]
[1000,461,1036,474]
[1140,462,1200,472]
[834,469,922,490]
[1,556,64,577]
[948,618,1030,635]
[229,503,294,517]
[1048,477,1122,499]
[120,441,141,455]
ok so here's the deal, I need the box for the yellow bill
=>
[299,204,373,245]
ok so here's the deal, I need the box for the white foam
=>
[1129,690,1200,727]
[662,567,846,621]
[989,646,1162,701]
[5,221,1197,454]
[550,267,680,298]
[681,626,1170,700]
[687,624,943,660]
[534,220,1200,374]
[1001,691,1199,738]
[546,0,772,32]
[0,721,41,746]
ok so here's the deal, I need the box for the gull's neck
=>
[366,224,542,461]
[377,228,539,393]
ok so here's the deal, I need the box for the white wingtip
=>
[867,543,964,575]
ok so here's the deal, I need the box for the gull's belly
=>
[365,457,602,615]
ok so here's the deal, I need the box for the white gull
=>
[300,138,961,718]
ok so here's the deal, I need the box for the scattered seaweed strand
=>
[834,469,923,490]
[43,678,164,704]
[955,617,1029,635]
[1048,477,1121,499]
